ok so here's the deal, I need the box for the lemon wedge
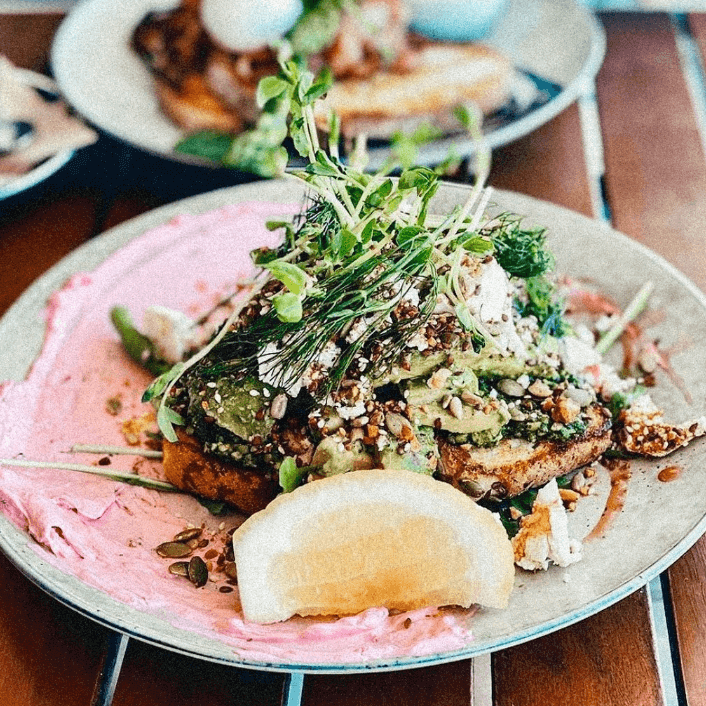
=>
[232,469,515,624]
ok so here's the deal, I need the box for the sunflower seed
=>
[448,396,464,419]
[270,393,288,420]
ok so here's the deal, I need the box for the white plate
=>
[0,181,705,673]
[50,0,605,169]
[0,69,75,201]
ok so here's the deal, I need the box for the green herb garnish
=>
[147,56,569,441]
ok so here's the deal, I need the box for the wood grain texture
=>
[0,552,108,706]
[0,194,94,316]
[302,660,471,706]
[600,15,706,701]
[0,13,65,72]
[493,589,662,706]
[596,11,706,293]
[489,103,593,218]
[667,533,706,706]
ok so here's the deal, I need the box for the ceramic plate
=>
[50,0,605,169]
[0,69,75,201]
[0,182,705,674]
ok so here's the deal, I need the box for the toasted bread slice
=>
[314,42,513,139]
[437,404,612,502]
[162,428,278,514]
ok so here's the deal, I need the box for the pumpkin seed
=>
[156,542,192,558]
[188,556,209,588]
[460,479,485,498]
[385,412,410,438]
[173,527,203,543]
[563,387,593,407]
[224,562,238,582]
[168,561,189,577]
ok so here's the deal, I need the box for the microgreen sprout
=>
[144,53,567,439]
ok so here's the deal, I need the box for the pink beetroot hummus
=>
[0,201,475,666]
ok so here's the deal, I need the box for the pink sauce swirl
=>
[0,201,475,666]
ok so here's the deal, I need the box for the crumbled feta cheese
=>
[337,402,367,420]
[559,335,603,375]
[406,329,429,351]
[512,479,583,571]
[345,317,368,344]
[142,306,195,364]
[476,261,510,323]
[316,340,341,369]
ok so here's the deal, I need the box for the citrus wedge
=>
[232,469,515,624]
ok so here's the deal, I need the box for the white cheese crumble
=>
[142,306,196,364]
[558,335,603,375]
[512,479,583,571]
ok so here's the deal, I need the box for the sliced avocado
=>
[404,366,508,434]
[405,369,479,408]
[311,436,375,476]
[188,375,280,441]
[378,425,438,475]
[382,351,447,383]
[408,398,509,435]
[378,346,555,386]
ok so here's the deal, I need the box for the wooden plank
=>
[0,552,109,706]
[303,661,471,706]
[489,103,594,218]
[111,639,285,706]
[599,13,706,704]
[668,535,706,706]
[0,12,65,72]
[596,11,706,293]
[487,21,665,704]
[494,590,663,706]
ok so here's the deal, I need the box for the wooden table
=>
[2,8,706,706]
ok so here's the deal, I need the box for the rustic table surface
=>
[1,7,706,706]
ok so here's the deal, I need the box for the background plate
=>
[0,181,705,673]
[0,68,75,201]
[49,0,605,169]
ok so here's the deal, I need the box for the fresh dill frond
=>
[488,214,554,279]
